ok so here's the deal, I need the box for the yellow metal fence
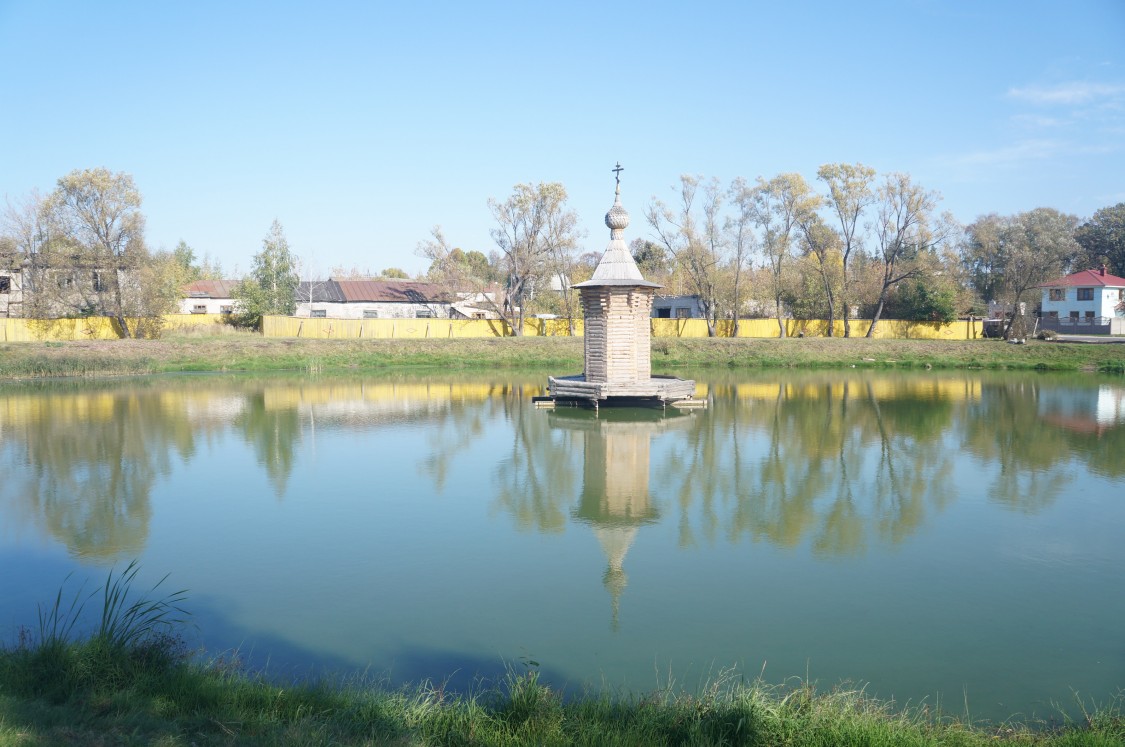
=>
[263,316,984,340]
[0,314,984,342]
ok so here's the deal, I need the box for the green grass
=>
[3,336,1125,380]
[1,568,1122,746]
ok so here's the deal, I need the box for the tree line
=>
[0,169,403,333]
[424,168,1124,339]
[4,166,1123,338]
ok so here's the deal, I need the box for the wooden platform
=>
[543,373,703,409]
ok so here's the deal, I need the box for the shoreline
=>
[2,335,1125,379]
[1,636,1120,746]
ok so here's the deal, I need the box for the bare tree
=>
[725,179,757,336]
[488,182,581,336]
[416,226,462,288]
[17,168,175,337]
[329,264,378,279]
[741,173,821,337]
[795,213,843,334]
[817,163,876,337]
[1,190,50,318]
[866,174,952,337]
[645,175,726,336]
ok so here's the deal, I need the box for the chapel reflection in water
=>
[548,407,694,630]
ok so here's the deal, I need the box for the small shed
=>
[546,167,697,408]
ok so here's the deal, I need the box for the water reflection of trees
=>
[0,383,197,560]
[4,371,1123,563]
[958,378,1125,508]
[962,380,1071,513]
[0,374,546,559]
[653,377,960,555]
[493,372,1125,557]
[492,396,581,533]
[236,392,301,497]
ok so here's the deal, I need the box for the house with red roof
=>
[1039,266,1125,334]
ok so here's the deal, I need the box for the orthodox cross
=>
[612,162,623,185]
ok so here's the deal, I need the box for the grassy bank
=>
[3,637,1122,746]
[2,335,1125,379]
[1,569,1122,746]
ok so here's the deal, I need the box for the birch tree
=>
[866,174,951,337]
[725,179,757,336]
[234,220,299,329]
[742,173,821,337]
[796,214,843,334]
[817,163,876,337]
[645,175,726,336]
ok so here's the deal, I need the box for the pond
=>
[0,370,1122,721]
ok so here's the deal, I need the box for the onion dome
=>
[573,163,661,289]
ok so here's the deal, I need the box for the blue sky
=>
[2,0,1123,277]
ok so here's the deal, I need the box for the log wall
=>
[579,286,656,385]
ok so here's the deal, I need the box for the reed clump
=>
[1,568,1122,745]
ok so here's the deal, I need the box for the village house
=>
[651,294,705,319]
[179,279,240,315]
[449,287,503,320]
[1038,266,1125,334]
[7,262,137,320]
[0,265,24,318]
[294,279,453,319]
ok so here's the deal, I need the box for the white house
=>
[180,280,240,315]
[1039,266,1125,333]
[651,294,706,319]
[450,287,502,320]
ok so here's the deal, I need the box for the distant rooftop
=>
[1041,267,1125,288]
[183,279,239,298]
[334,279,452,304]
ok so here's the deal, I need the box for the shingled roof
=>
[572,181,660,289]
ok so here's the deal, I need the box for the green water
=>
[0,370,1122,721]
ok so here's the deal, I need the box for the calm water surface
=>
[0,370,1122,720]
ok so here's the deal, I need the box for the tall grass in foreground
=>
[4,561,189,707]
[1,568,1122,746]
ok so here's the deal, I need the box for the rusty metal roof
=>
[183,279,240,298]
[335,280,452,303]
